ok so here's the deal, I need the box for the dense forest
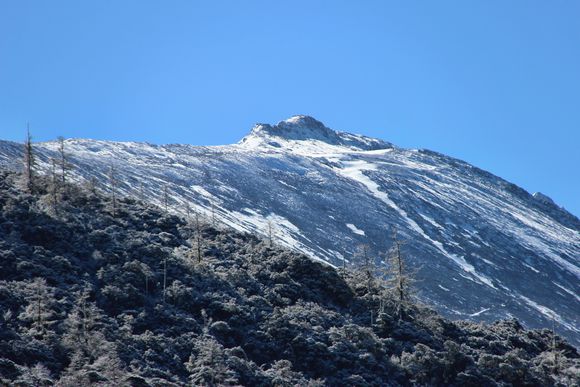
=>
[0,170,578,386]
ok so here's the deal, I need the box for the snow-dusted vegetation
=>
[0,171,578,386]
[1,116,578,345]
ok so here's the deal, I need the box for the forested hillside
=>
[0,170,578,386]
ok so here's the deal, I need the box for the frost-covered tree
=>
[185,335,238,386]
[266,219,275,247]
[14,363,53,387]
[356,243,374,294]
[385,230,414,320]
[57,136,73,186]
[23,125,35,192]
[108,164,118,217]
[163,184,169,213]
[49,157,59,213]
[18,278,56,337]
[191,210,203,263]
[62,287,101,351]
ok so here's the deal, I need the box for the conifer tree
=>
[23,125,35,193]
[19,278,54,337]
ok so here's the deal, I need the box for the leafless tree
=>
[185,203,191,223]
[87,176,98,195]
[108,165,118,217]
[551,318,560,375]
[211,202,217,227]
[194,211,203,263]
[385,229,414,321]
[163,185,169,213]
[50,158,59,213]
[23,124,35,192]
[266,219,275,247]
[356,244,373,294]
[57,136,73,186]
[163,256,167,303]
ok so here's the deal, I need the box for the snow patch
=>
[553,283,580,303]
[519,295,579,333]
[470,308,491,317]
[346,223,365,236]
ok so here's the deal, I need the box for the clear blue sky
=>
[1,1,579,216]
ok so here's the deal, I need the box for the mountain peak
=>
[250,115,338,142]
[278,115,328,131]
[242,115,392,151]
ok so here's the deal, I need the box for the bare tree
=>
[185,203,191,223]
[142,263,153,296]
[23,124,35,192]
[50,158,59,213]
[356,244,373,294]
[551,318,560,375]
[354,243,377,325]
[87,176,98,196]
[194,211,203,263]
[163,185,169,213]
[19,278,54,337]
[163,256,167,303]
[386,229,414,321]
[211,202,217,227]
[108,165,118,217]
[57,136,73,186]
[266,219,275,247]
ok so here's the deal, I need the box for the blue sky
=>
[1,1,579,216]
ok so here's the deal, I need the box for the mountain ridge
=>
[0,117,578,346]
[240,115,393,152]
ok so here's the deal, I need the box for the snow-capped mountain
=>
[1,115,578,345]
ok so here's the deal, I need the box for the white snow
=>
[190,185,215,199]
[553,283,580,303]
[470,308,491,317]
[519,295,579,333]
[346,223,365,236]
[522,262,540,274]
[6,115,580,342]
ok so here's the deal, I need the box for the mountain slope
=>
[0,171,578,386]
[0,115,578,345]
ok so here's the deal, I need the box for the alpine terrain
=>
[0,170,578,385]
[0,115,578,346]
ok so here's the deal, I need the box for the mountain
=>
[0,171,578,386]
[0,115,578,346]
